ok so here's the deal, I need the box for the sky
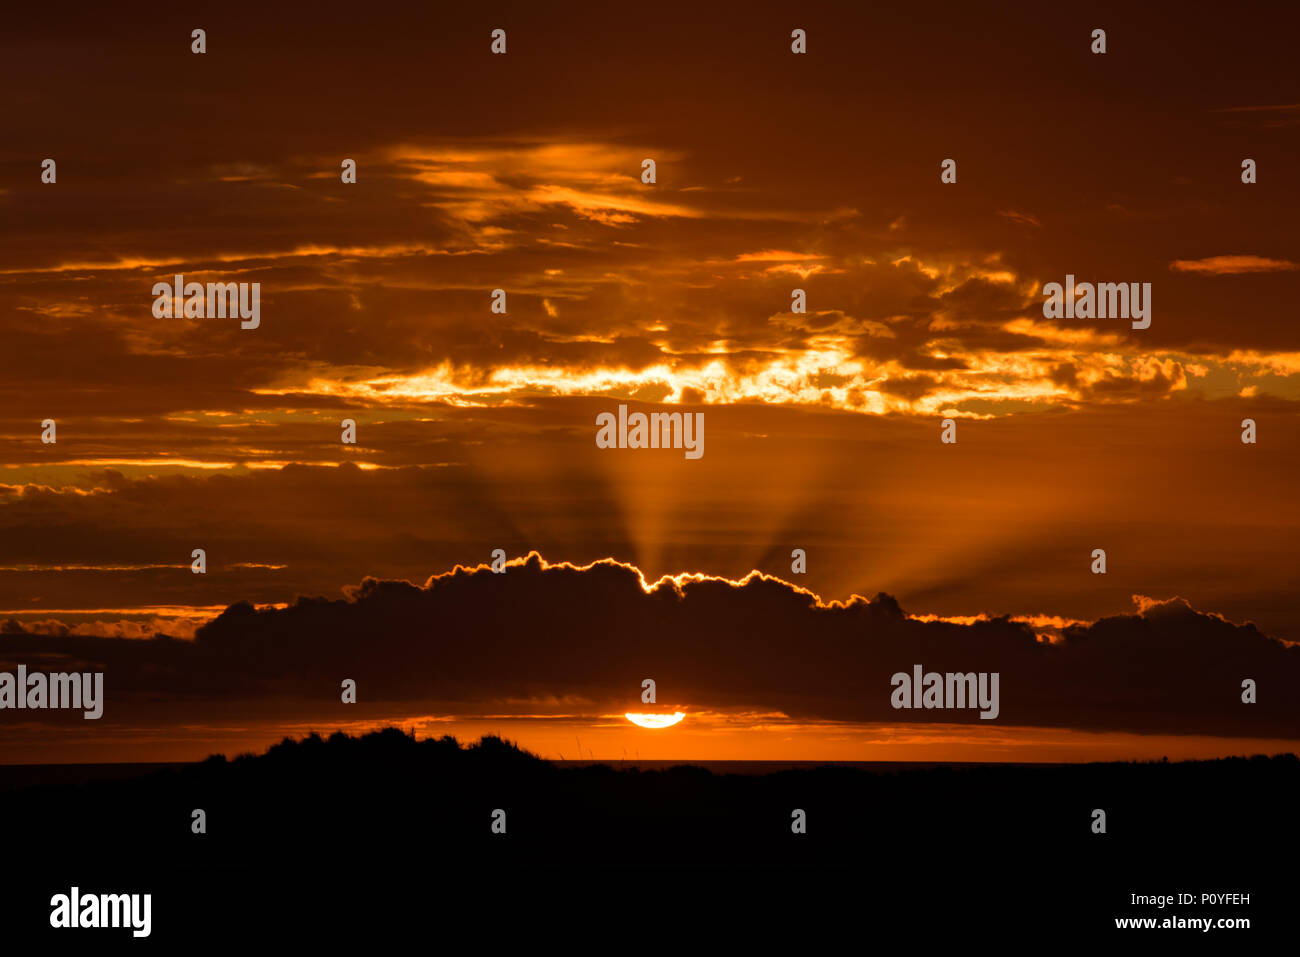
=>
[1,1,1297,762]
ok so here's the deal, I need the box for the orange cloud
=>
[1169,255,1299,274]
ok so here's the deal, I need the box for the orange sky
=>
[7,712,1296,766]
[1,2,1297,764]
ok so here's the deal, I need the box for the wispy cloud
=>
[1169,255,1299,275]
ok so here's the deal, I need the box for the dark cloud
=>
[876,375,938,401]
[0,554,1294,738]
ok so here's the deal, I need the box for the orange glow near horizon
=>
[3,710,1295,767]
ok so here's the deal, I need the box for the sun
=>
[625,712,685,729]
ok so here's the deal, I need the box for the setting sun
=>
[625,712,686,729]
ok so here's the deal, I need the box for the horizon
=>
[7,724,1296,772]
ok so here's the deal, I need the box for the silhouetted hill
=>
[5,728,1295,863]
[3,729,1290,938]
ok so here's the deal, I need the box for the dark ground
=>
[1,728,1290,943]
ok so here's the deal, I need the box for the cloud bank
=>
[1,553,1294,738]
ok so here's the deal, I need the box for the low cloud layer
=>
[2,554,1294,738]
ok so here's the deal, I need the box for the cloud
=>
[1,554,1294,738]
[1169,255,1299,275]
[997,210,1040,227]
[1210,103,1300,113]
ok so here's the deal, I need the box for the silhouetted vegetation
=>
[5,729,1292,936]
[3,729,1294,877]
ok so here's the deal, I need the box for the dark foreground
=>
[1,729,1291,942]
